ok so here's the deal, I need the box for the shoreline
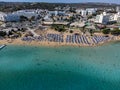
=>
[0,37,120,47]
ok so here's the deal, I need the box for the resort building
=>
[81,10,87,17]
[116,6,120,12]
[0,12,20,22]
[13,10,39,19]
[48,11,66,16]
[76,9,81,14]
[80,8,97,17]
[95,12,110,24]
[108,12,120,23]
[86,8,97,15]
[116,12,120,23]
[44,10,67,22]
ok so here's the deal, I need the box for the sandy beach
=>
[0,34,120,47]
[0,38,90,47]
[0,28,119,47]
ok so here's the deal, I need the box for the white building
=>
[13,10,39,19]
[80,8,97,17]
[109,12,120,23]
[116,6,120,12]
[86,8,97,15]
[44,10,66,21]
[0,9,46,22]
[0,12,6,21]
[95,12,110,24]
[81,10,87,17]
[95,12,120,24]
[76,9,81,14]
[48,11,66,16]
[116,12,120,22]
[0,12,20,22]
[117,17,120,23]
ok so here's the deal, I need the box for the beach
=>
[0,33,120,47]
[0,2,120,90]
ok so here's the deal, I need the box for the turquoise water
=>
[0,43,120,90]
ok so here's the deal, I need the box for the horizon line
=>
[0,1,119,4]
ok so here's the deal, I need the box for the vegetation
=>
[111,28,120,35]
[87,15,93,19]
[81,25,87,34]
[70,30,73,33]
[89,29,94,36]
[69,7,76,13]
[21,28,27,32]
[102,29,110,34]
[29,16,36,21]
[20,16,28,21]
[102,28,120,35]
[51,24,66,32]
[92,13,97,16]
[0,2,117,12]
[8,31,13,36]
[0,31,6,37]
[69,16,76,23]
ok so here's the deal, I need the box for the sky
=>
[0,0,120,4]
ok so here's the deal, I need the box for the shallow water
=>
[0,43,120,90]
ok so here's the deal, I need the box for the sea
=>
[0,42,120,90]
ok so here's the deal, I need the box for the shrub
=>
[70,30,73,33]
[51,24,66,32]
[102,29,110,34]
[0,31,6,37]
[111,29,120,35]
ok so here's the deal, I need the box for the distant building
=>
[76,9,81,14]
[116,12,120,23]
[117,17,120,23]
[80,8,97,17]
[0,12,20,22]
[5,14,20,22]
[81,10,87,17]
[48,11,66,16]
[13,10,39,19]
[0,9,46,22]
[95,11,120,24]
[44,10,66,22]
[0,12,6,21]
[110,12,120,23]
[86,8,97,15]
[95,12,110,24]
[116,6,120,12]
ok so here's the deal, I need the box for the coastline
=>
[0,36,120,47]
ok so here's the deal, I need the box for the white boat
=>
[0,44,6,49]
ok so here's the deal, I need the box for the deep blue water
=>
[0,43,120,90]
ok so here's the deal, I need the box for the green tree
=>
[111,28,120,35]
[29,16,36,21]
[0,31,6,37]
[102,29,110,34]
[20,15,28,21]
[89,29,94,36]
[51,24,66,32]
[70,30,73,33]
[88,15,92,19]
